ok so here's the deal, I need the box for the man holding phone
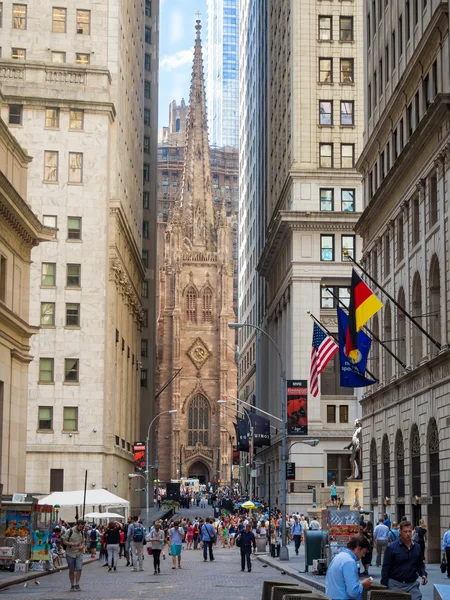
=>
[62,519,86,592]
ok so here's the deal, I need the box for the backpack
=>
[133,523,144,542]
[90,529,97,542]
[62,528,73,549]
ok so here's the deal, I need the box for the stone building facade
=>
[0,110,54,494]
[0,1,148,503]
[157,21,237,485]
[238,0,365,508]
[356,0,450,563]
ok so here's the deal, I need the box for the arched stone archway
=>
[188,460,211,485]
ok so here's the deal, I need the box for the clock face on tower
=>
[187,338,210,369]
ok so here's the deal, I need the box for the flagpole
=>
[325,286,407,369]
[307,312,378,382]
[348,256,441,350]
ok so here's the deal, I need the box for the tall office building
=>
[238,0,365,509]
[141,0,160,499]
[237,0,267,493]
[356,0,450,561]
[0,1,152,505]
[206,0,240,148]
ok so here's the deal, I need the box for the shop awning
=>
[38,489,130,508]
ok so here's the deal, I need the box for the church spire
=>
[178,19,216,251]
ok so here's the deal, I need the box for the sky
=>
[158,0,208,130]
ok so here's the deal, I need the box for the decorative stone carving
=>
[410,424,420,457]
[184,442,214,462]
[427,417,439,453]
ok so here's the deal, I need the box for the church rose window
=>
[186,287,197,323]
[188,394,209,446]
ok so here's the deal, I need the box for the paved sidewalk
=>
[257,543,449,600]
[0,555,97,590]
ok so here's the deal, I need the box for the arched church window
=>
[186,287,197,323]
[188,395,209,446]
[202,290,212,322]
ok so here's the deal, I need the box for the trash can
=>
[275,541,281,557]
[256,535,267,553]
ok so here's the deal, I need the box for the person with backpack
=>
[200,518,216,562]
[62,519,86,592]
[89,525,99,558]
[388,522,400,543]
[127,516,145,572]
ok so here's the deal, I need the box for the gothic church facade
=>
[156,21,237,485]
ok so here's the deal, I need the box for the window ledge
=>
[8,124,23,128]
[69,129,85,133]
[43,181,59,185]
[318,81,334,85]
[65,286,81,291]
[338,39,355,44]
[318,124,334,128]
[340,125,356,129]
[44,127,60,131]
[67,182,84,186]
[63,381,80,386]
[37,429,54,434]
[64,325,81,330]
[317,39,334,43]
[40,325,56,329]
[40,286,56,290]
[38,381,55,385]
[66,239,82,243]
[340,82,355,86]
[62,430,79,434]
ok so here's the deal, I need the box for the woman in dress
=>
[186,521,194,550]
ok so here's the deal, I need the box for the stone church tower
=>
[157,20,237,485]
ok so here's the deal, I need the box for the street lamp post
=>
[144,409,177,527]
[228,321,289,561]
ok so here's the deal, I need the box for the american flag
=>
[310,322,338,397]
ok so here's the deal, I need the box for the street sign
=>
[286,462,296,480]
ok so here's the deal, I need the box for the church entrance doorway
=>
[188,461,210,485]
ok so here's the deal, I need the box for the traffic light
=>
[217,479,221,484]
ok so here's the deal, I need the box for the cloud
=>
[160,48,193,72]
[169,10,184,44]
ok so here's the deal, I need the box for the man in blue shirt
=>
[200,518,216,562]
[381,521,427,600]
[291,516,303,555]
[326,535,372,600]
[374,517,390,567]
[441,523,450,578]
[238,523,256,572]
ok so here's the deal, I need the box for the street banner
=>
[286,462,296,480]
[248,412,271,447]
[133,441,146,472]
[337,307,376,387]
[234,418,250,452]
[287,380,308,435]
[232,446,240,465]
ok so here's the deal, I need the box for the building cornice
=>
[257,210,361,277]
[0,171,56,248]
[356,96,450,238]
[0,302,39,342]
[361,348,450,418]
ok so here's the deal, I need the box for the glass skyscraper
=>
[206,0,239,148]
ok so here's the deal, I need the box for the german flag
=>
[346,269,383,361]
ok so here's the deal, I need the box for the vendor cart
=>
[0,537,16,571]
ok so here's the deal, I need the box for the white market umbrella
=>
[38,489,130,508]
[90,512,124,519]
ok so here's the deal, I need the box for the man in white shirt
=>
[374,517,390,567]
[309,518,320,530]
